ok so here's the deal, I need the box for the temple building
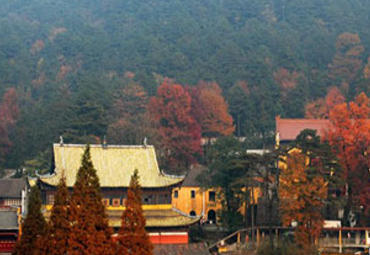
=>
[172,165,221,224]
[275,116,330,146]
[37,143,200,244]
[0,178,27,253]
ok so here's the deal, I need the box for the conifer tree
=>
[38,175,70,255]
[67,145,115,255]
[13,185,47,255]
[117,170,153,255]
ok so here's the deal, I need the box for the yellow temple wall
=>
[171,187,221,222]
[172,186,262,223]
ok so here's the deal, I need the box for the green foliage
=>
[200,136,246,231]
[294,129,345,220]
[22,148,53,176]
[0,0,369,167]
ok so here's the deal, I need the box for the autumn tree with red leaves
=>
[13,186,47,255]
[37,176,70,255]
[190,81,234,139]
[327,92,370,225]
[117,170,153,255]
[305,86,345,119]
[0,88,19,165]
[67,145,115,255]
[149,79,201,172]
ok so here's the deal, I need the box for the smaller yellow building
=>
[172,166,221,223]
[171,165,263,225]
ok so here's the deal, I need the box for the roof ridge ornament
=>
[59,136,64,146]
[103,135,107,148]
[143,137,147,147]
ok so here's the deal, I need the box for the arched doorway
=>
[207,210,216,224]
[189,210,196,217]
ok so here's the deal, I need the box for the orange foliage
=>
[304,98,327,119]
[49,27,67,42]
[305,87,345,119]
[117,170,153,255]
[279,150,327,248]
[192,81,234,137]
[56,65,72,81]
[327,93,370,222]
[273,67,301,90]
[112,83,148,119]
[149,79,201,170]
[124,71,135,79]
[38,176,70,255]
[30,40,45,54]
[67,146,115,254]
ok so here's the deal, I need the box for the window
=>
[112,198,120,207]
[209,191,216,202]
[191,190,195,199]
[47,194,55,205]
[174,190,178,198]
[102,198,110,206]
[5,199,21,206]
[189,210,196,217]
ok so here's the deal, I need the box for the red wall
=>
[149,232,188,244]
[0,241,16,253]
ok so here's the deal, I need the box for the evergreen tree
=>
[39,175,70,255]
[117,169,153,255]
[13,185,47,255]
[67,145,115,255]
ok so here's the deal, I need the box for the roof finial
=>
[143,137,147,147]
[59,136,64,146]
[103,135,107,148]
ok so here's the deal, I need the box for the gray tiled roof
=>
[0,178,27,198]
[182,165,208,187]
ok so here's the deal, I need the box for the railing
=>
[208,227,370,254]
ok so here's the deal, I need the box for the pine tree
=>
[13,186,47,255]
[67,145,115,255]
[38,175,70,255]
[117,169,153,255]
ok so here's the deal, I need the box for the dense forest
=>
[0,0,369,173]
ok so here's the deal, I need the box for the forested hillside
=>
[0,0,369,173]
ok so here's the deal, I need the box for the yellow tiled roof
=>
[40,144,184,188]
[107,209,200,228]
[42,207,200,228]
